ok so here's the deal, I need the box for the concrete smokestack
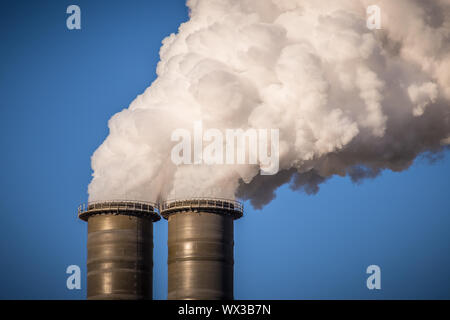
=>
[161,198,243,300]
[78,201,160,300]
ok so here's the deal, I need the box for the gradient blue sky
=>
[0,0,449,299]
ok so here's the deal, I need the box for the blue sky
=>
[0,0,449,299]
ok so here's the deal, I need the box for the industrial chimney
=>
[78,201,160,300]
[160,198,243,300]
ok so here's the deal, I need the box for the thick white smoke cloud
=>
[88,0,450,208]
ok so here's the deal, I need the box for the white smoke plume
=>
[88,0,450,208]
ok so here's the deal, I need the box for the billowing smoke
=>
[88,0,450,208]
